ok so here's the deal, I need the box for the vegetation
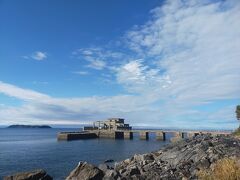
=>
[236,105,240,121]
[233,127,240,136]
[233,105,240,136]
[197,157,240,180]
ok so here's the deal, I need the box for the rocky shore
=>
[4,134,240,180]
[66,134,240,180]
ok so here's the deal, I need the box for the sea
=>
[0,128,174,179]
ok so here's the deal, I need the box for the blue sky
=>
[0,0,239,129]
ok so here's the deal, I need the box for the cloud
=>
[116,60,171,94]
[0,81,160,126]
[72,48,125,70]
[86,58,106,70]
[32,51,47,60]
[122,0,240,103]
[0,81,50,101]
[115,0,240,128]
[23,51,47,61]
[72,71,89,75]
[32,81,49,85]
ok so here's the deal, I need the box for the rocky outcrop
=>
[66,161,104,180]
[66,134,240,180]
[3,169,52,180]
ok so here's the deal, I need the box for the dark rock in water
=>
[66,161,104,180]
[3,169,52,180]
[67,134,240,180]
[104,159,114,163]
[7,125,52,128]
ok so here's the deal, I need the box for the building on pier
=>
[84,118,132,131]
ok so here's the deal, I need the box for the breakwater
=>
[57,129,230,141]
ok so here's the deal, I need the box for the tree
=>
[236,105,240,121]
[234,105,240,134]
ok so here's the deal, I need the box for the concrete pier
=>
[187,132,196,138]
[57,129,231,141]
[170,132,183,142]
[124,131,133,139]
[156,131,166,141]
[139,132,149,140]
[98,130,124,139]
[57,132,98,141]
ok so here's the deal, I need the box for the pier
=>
[57,118,231,141]
[57,131,98,141]
[57,129,230,141]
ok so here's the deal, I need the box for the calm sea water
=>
[0,128,172,179]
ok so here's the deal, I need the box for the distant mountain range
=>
[7,125,52,128]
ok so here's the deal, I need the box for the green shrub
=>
[233,127,240,136]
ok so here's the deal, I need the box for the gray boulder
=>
[103,170,119,180]
[66,161,104,180]
[3,169,52,180]
[98,164,110,172]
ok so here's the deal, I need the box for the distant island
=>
[7,125,52,129]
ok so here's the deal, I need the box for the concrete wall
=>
[98,130,124,139]
[156,131,166,141]
[124,132,133,139]
[139,132,149,140]
[170,132,183,143]
[57,132,98,141]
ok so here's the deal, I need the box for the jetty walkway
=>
[57,129,230,141]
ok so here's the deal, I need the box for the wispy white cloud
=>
[32,81,49,85]
[32,51,47,60]
[86,58,106,70]
[116,60,171,94]
[0,81,159,126]
[123,0,240,102]
[72,71,89,75]
[115,0,240,128]
[23,51,47,61]
[72,47,125,70]
[0,81,50,101]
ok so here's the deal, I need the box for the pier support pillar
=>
[170,132,182,143]
[139,132,149,140]
[124,131,133,139]
[194,132,200,136]
[156,131,166,141]
[181,132,185,138]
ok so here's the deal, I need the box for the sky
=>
[0,0,240,129]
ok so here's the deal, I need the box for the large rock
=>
[66,161,104,180]
[103,170,119,180]
[3,169,52,180]
[98,164,110,172]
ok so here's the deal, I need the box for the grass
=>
[197,157,240,180]
[233,127,240,137]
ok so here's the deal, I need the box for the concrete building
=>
[84,118,132,131]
